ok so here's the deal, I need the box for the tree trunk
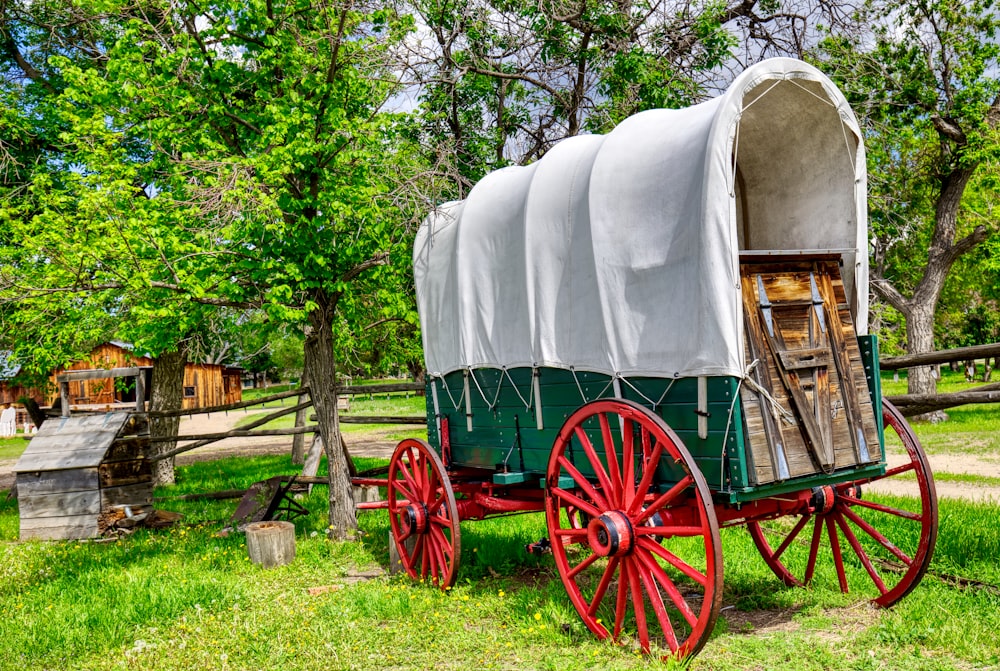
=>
[149,345,187,486]
[291,332,311,465]
[904,303,937,396]
[304,294,357,539]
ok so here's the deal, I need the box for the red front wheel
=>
[748,399,937,607]
[545,399,723,658]
[388,439,461,589]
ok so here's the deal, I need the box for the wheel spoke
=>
[429,524,454,559]
[638,537,707,587]
[556,455,611,510]
[418,451,431,500]
[834,511,888,594]
[568,551,602,579]
[876,461,917,480]
[553,527,588,542]
[614,556,630,639]
[636,525,705,537]
[425,534,439,582]
[804,516,823,583]
[574,426,615,497]
[772,514,811,562]
[635,475,695,525]
[635,554,680,651]
[551,487,603,519]
[627,559,651,654]
[599,413,624,507]
[622,418,636,509]
[826,516,849,593]
[419,534,429,577]
[627,439,665,516]
[587,556,621,619]
[839,495,922,522]
[635,547,697,629]
[397,459,421,504]
[841,506,913,565]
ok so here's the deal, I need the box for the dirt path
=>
[2,412,999,501]
[0,410,401,490]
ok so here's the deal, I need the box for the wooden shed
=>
[0,351,45,407]
[48,342,243,410]
[14,412,152,540]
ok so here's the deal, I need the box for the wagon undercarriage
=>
[358,395,936,658]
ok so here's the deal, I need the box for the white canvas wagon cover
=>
[414,58,868,379]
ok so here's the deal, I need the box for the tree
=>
[2,0,419,537]
[817,0,1000,399]
[407,0,853,194]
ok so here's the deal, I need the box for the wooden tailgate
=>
[739,255,881,485]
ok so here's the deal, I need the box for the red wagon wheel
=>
[747,399,937,607]
[545,399,723,658]
[388,438,461,589]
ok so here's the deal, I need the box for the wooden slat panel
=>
[105,437,148,463]
[16,468,99,496]
[15,412,131,471]
[20,514,98,540]
[99,460,152,488]
[19,490,101,518]
[16,448,111,472]
[778,348,833,370]
[101,482,154,508]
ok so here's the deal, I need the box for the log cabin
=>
[47,342,242,411]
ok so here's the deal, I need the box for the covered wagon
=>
[361,58,936,659]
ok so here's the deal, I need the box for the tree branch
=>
[340,253,390,284]
[870,276,909,314]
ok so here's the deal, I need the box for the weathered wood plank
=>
[19,490,101,518]
[880,342,1000,371]
[20,514,98,541]
[101,482,154,508]
[57,367,145,382]
[16,468,99,496]
[105,437,148,463]
[15,448,111,472]
[99,460,152,488]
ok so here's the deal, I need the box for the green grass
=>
[1,381,999,669]
[0,436,29,460]
[1,448,999,670]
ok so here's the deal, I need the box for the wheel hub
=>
[587,511,635,557]
[401,502,430,535]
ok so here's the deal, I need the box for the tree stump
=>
[388,530,415,575]
[246,521,296,568]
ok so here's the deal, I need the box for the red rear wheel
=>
[545,399,723,658]
[388,439,461,589]
[748,399,937,607]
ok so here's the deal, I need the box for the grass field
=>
[0,373,998,669]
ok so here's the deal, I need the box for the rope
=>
[502,367,533,413]
[571,367,587,404]
[720,376,746,490]
[742,359,796,425]
[439,375,465,412]
[469,368,503,412]
[618,376,677,410]
[787,78,837,107]
[569,367,616,404]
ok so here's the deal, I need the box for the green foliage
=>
[815,0,1000,354]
